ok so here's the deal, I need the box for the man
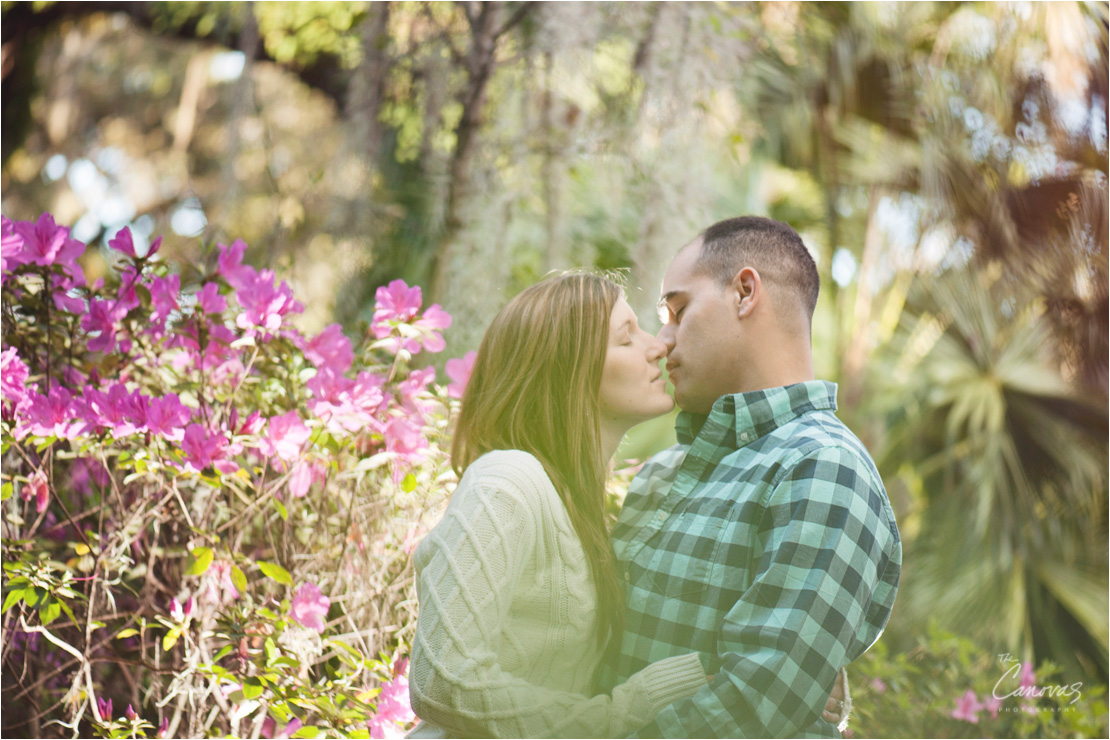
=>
[603,216,901,738]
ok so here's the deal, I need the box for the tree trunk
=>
[430,2,502,302]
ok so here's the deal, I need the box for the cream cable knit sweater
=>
[407,450,707,739]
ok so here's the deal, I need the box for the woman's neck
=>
[600,421,629,466]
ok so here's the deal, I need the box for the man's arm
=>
[632,445,896,738]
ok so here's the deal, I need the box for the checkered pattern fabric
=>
[602,381,902,738]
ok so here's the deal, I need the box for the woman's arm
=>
[408,476,706,738]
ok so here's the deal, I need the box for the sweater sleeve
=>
[408,472,707,738]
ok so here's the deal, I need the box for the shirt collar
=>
[675,380,839,447]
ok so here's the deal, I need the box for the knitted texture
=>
[408,450,706,738]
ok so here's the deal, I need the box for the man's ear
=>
[732,267,761,318]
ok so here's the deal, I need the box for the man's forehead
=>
[659,240,704,299]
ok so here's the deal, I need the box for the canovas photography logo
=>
[991,653,1083,711]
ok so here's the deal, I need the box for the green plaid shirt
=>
[603,381,901,738]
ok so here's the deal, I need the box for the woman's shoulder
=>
[463,449,556,497]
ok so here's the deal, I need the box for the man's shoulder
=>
[767,409,883,484]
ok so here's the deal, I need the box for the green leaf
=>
[40,598,62,625]
[273,497,289,521]
[116,628,139,639]
[230,565,247,594]
[258,561,292,586]
[56,598,78,627]
[291,726,319,739]
[241,678,265,700]
[185,547,214,576]
[264,637,277,666]
[163,627,182,651]
[24,588,42,607]
[1,482,11,502]
[1,589,25,613]
[402,473,417,492]
[213,644,234,661]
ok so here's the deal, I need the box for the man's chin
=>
[673,388,713,416]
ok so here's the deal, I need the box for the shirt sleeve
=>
[408,477,708,739]
[631,445,895,738]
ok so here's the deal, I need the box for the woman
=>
[408,273,842,737]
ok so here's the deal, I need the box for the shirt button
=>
[739,432,750,442]
[655,511,667,522]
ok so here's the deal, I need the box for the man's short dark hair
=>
[695,216,820,317]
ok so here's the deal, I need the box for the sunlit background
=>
[2,0,1107,723]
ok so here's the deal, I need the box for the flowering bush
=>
[1,213,468,737]
[847,625,1108,739]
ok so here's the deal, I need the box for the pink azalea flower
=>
[413,304,452,353]
[108,226,138,258]
[145,393,192,442]
[371,280,437,355]
[82,383,148,438]
[169,596,194,623]
[15,387,84,439]
[369,658,416,739]
[202,561,240,604]
[96,696,113,721]
[383,416,428,480]
[288,459,326,498]
[12,213,86,273]
[1019,662,1036,689]
[51,273,87,314]
[216,239,256,290]
[116,266,142,313]
[290,582,330,632]
[157,716,170,739]
[23,468,50,513]
[195,282,227,314]
[398,367,436,417]
[260,411,311,463]
[373,279,423,323]
[951,689,983,723]
[149,274,181,326]
[1,347,31,407]
[260,716,303,739]
[236,409,265,436]
[81,298,127,354]
[868,677,887,694]
[399,367,435,398]
[180,423,240,474]
[983,695,1003,718]
[445,351,477,399]
[351,371,389,416]
[207,357,245,386]
[234,269,303,336]
[300,323,354,372]
[1,215,28,278]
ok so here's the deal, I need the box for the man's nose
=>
[646,333,668,362]
[656,324,675,355]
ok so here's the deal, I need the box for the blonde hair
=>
[452,272,624,647]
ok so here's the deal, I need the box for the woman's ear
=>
[733,267,761,318]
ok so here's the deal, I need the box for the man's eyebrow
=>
[657,290,685,309]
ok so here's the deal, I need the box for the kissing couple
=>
[405,217,902,738]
